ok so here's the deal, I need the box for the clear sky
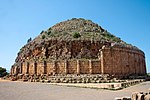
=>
[0,0,150,72]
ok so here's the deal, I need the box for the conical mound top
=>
[51,18,105,33]
[38,18,123,42]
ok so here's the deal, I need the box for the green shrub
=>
[0,67,8,77]
[27,37,32,43]
[73,32,81,38]
[48,27,52,31]
[42,35,45,39]
[47,31,51,35]
[112,37,121,42]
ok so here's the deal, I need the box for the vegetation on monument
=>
[0,67,8,77]
[73,32,81,38]
[27,37,32,43]
[16,18,139,64]
[47,31,51,35]
[42,35,46,39]
[35,18,124,42]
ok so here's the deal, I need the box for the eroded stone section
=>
[11,44,146,78]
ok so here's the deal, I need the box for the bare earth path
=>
[0,79,149,100]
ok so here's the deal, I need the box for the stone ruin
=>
[115,89,150,100]
[131,90,150,100]
[10,18,147,82]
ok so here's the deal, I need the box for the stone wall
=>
[92,60,101,74]
[102,46,146,77]
[47,61,55,75]
[67,60,77,74]
[11,46,146,78]
[11,60,102,75]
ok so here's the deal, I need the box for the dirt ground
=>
[0,79,149,100]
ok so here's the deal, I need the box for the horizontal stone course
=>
[11,45,146,78]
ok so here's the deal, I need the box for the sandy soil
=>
[0,79,149,100]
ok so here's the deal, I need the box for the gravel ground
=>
[0,80,149,100]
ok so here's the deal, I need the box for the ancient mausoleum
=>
[10,18,147,79]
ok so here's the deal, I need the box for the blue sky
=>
[0,0,150,72]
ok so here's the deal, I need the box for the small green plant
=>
[72,18,77,20]
[102,33,115,38]
[48,27,52,30]
[27,37,32,43]
[47,31,51,35]
[40,30,44,34]
[73,32,81,38]
[112,37,121,42]
[42,35,45,39]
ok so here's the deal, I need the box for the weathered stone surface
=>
[10,18,147,81]
[137,93,145,100]
[144,94,150,100]
[131,91,150,100]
